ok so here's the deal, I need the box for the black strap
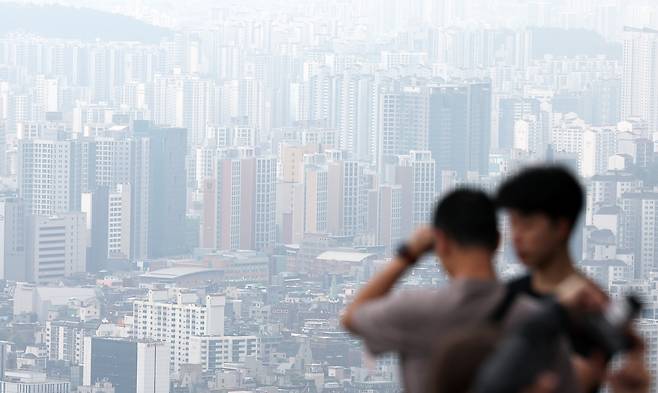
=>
[487,287,518,324]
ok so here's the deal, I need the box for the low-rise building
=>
[1,370,69,393]
[189,335,259,371]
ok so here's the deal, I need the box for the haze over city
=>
[0,0,656,392]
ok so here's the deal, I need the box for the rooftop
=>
[595,205,620,215]
[140,266,222,280]
[316,251,374,263]
[580,259,628,267]
[29,287,99,305]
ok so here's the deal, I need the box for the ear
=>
[556,218,571,242]
[435,229,450,256]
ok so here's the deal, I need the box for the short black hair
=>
[432,189,499,251]
[496,166,584,227]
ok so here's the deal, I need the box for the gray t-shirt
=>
[350,279,577,393]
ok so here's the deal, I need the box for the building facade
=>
[132,291,225,373]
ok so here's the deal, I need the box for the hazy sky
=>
[2,0,658,33]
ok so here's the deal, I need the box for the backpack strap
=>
[487,287,518,324]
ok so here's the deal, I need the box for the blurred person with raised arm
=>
[341,189,577,393]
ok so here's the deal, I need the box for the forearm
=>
[341,258,409,331]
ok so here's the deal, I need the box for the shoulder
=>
[350,288,450,335]
[374,284,467,319]
[507,274,532,293]
[510,294,543,313]
[389,287,453,309]
[506,274,550,300]
[504,293,544,328]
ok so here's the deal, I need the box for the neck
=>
[448,250,497,281]
[532,246,576,294]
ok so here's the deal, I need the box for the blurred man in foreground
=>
[433,335,649,393]
[341,189,577,393]
[432,280,647,393]
[496,166,588,301]
[496,166,641,392]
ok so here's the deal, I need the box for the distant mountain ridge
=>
[0,3,172,43]
[531,28,623,60]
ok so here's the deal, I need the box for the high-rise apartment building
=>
[151,75,218,150]
[46,320,97,365]
[428,81,491,179]
[7,94,32,132]
[621,27,658,133]
[335,72,377,162]
[18,139,80,215]
[326,154,369,237]
[35,75,59,115]
[86,137,132,190]
[377,85,429,171]
[392,151,436,235]
[620,191,658,278]
[131,121,187,259]
[212,147,276,251]
[81,189,109,272]
[498,97,540,151]
[303,153,329,236]
[551,114,587,174]
[276,143,318,244]
[132,290,225,373]
[581,127,617,178]
[375,184,402,253]
[107,184,131,260]
[303,67,334,126]
[0,194,26,281]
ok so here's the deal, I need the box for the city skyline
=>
[0,0,656,392]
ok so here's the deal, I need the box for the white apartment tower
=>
[46,320,96,365]
[182,77,215,149]
[254,155,277,250]
[93,137,132,188]
[376,184,402,253]
[622,27,658,133]
[152,75,218,150]
[396,151,436,233]
[377,85,429,171]
[409,151,436,228]
[132,290,225,373]
[335,72,376,161]
[35,75,59,115]
[620,191,658,279]
[581,127,617,178]
[136,341,170,393]
[107,184,131,260]
[18,139,78,216]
